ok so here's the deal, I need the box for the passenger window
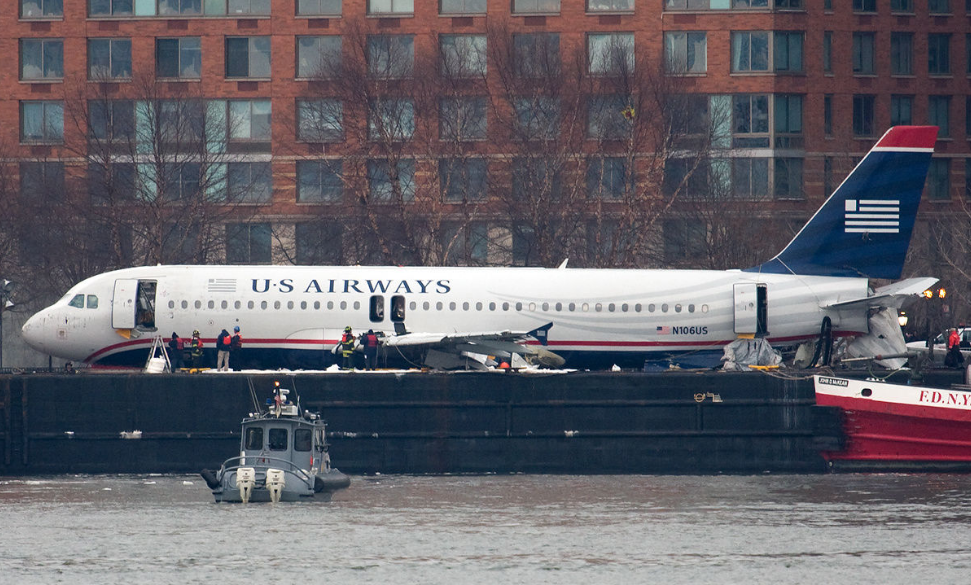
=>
[69,294,84,308]
[86,295,99,309]
[268,428,288,451]
[294,429,312,452]
[245,427,263,450]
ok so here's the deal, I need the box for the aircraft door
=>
[733,283,768,337]
[111,279,138,329]
[369,295,385,322]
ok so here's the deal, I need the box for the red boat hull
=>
[814,376,971,471]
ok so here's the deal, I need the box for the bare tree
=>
[63,72,271,267]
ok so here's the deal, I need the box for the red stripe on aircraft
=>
[875,126,938,149]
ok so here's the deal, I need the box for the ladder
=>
[144,335,172,373]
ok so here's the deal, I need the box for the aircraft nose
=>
[21,311,50,354]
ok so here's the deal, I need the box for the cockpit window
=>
[86,295,99,309]
[68,294,84,308]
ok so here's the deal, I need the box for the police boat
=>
[200,381,350,503]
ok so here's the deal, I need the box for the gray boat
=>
[201,381,350,503]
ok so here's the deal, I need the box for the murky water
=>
[2,474,971,584]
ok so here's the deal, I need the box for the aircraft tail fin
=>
[746,126,938,279]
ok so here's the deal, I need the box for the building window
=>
[966,159,971,200]
[852,33,875,75]
[733,158,768,199]
[967,34,971,75]
[439,97,487,141]
[663,219,705,264]
[228,100,271,142]
[514,97,560,140]
[440,0,486,14]
[774,94,803,140]
[20,39,63,81]
[297,0,342,15]
[928,34,951,76]
[227,223,271,264]
[852,95,875,137]
[665,32,706,74]
[891,0,914,12]
[295,222,342,265]
[368,98,415,141]
[21,0,63,18]
[225,37,271,79]
[440,158,487,202]
[587,157,632,199]
[20,162,64,201]
[732,94,769,147]
[773,32,803,72]
[588,33,635,75]
[158,0,202,14]
[774,158,803,200]
[156,38,201,79]
[664,0,714,8]
[222,0,271,14]
[513,0,560,13]
[588,0,634,10]
[160,162,201,201]
[852,0,875,12]
[926,158,950,200]
[367,0,413,15]
[822,32,831,73]
[368,35,414,78]
[89,100,135,142]
[663,158,709,198]
[297,99,343,142]
[157,100,205,144]
[890,33,913,76]
[296,36,341,79]
[88,162,136,203]
[731,32,771,72]
[88,38,131,80]
[89,0,134,16]
[297,160,342,202]
[774,0,802,8]
[824,94,832,136]
[441,223,488,266]
[227,162,271,203]
[929,0,950,13]
[20,101,63,143]
[928,96,950,138]
[890,95,913,126]
[514,33,560,78]
[513,158,561,200]
[588,95,632,140]
[367,159,415,203]
[440,35,486,78]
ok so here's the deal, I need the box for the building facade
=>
[4,0,970,272]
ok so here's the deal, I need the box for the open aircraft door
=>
[733,283,768,337]
[111,279,138,329]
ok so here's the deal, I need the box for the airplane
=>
[21,126,940,371]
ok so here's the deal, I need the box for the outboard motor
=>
[266,468,285,503]
[237,467,256,504]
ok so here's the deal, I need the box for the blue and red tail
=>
[747,126,938,279]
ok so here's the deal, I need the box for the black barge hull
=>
[0,370,961,475]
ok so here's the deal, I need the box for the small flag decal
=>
[844,199,900,234]
[656,326,670,335]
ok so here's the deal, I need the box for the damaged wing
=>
[383,322,563,367]
[824,277,939,310]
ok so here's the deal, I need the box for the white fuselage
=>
[21,264,870,367]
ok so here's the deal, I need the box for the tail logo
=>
[844,199,900,234]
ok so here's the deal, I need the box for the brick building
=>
[4,0,970,272]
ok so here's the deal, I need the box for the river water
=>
[2,473,971,585]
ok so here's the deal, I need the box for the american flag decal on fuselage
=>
[844,199,900,234]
